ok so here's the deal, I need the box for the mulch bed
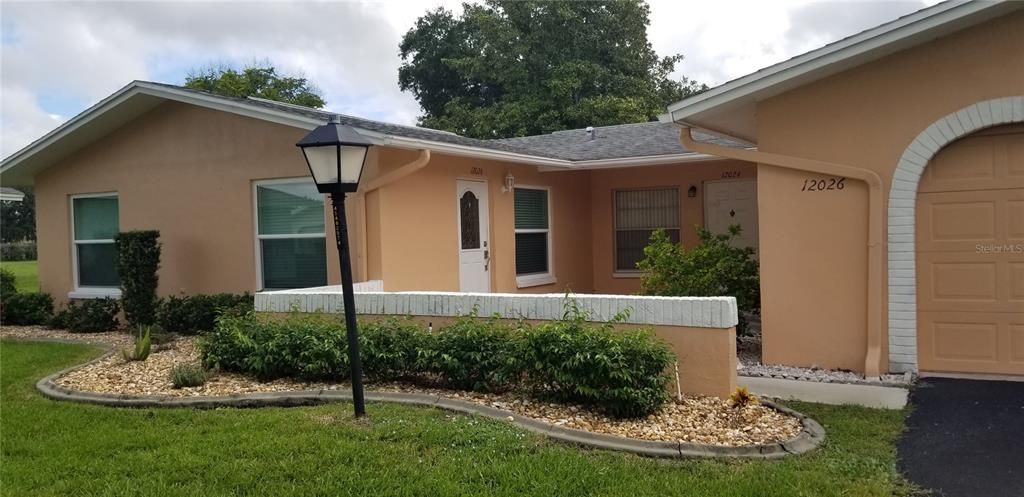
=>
[2,325,802,447]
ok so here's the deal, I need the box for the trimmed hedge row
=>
[50,298,121,332]
[200,309,675,418]
[0,241,37,261]
[1,268,54,326]
[157,293,253,335]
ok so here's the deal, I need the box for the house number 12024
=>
[801,177,845,191]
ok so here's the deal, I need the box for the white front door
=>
[457,179,490,292]
[704,179,759,251]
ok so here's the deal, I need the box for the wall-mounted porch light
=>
[501,172,515,193]
[688,185,698,198]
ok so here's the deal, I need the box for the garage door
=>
[916,125,1024,375]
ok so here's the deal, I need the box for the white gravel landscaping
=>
[738,338,913,388]
[3,325,803,447]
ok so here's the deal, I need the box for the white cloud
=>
[2,0,940,159]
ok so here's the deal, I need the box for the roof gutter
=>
[679,127,886,379]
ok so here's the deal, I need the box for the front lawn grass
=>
[0,260,38,292]
[0,340,917,496]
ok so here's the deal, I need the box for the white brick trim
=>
[256,287,739,329]
[887,96,1024,374]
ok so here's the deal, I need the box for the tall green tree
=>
[399,0,706,138]
[1,188,35,242]
[184,63,326,108]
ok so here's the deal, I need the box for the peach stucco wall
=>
[369,148,595,294]
[35,101,344,304]
[589,160,757,294]
[753,11,1024,372]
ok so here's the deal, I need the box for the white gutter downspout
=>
[680,127,885,379]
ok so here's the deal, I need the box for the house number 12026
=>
[801,177,845,191]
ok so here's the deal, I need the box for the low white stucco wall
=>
[255,288,738,329]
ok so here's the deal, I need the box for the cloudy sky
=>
[1,0,939,158]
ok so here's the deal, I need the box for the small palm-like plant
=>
[122,326,153,362]
[729,386,757,408]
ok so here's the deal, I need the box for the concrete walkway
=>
[738,376,908,409]
[899,378,1024,497]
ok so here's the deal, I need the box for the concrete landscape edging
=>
[24,337,824,459]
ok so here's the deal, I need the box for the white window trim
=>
[513,185,555,288]
[252,177,328,291]
[612,187,681,274]
[69,192,121,299]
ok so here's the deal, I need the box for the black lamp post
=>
[296,115,372,418]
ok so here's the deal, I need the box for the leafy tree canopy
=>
[399,0,706,138]
[184,62,326,108]
[1,188,35,242]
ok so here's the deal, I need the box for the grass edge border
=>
[13,336,825,459]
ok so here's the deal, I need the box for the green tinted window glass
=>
[73,197,119,240]
[515,232,548,275]
[257,182,325,235]
[514,188,548,230]
[261,238,328,289]
[77,243,120,287]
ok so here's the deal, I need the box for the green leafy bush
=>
[115,231,161,327]
[122,326,152,362]
[424,316,523,392]
[170,363,207,388]
[200,312,348,381]
[157,293,253,334]
[521,303,674,418]
[0,241,36,261]
[359,317,429,381]
[0,292,54,325]
[50,298,120,332]
[638,226,760,335]
[199,305,676,418]
[0,269,15,298]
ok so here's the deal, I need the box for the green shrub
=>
[0,241,37,261]
[170,363,207,388]
[115,231,161,327]
[0,292,54,325]
[638,226,760,335]
[0,269,15,298]
[199,304,676,418]
[359,317,429,381]
[423,315,524,393]
[200,312,348,381]
[521,303,674,418]
[157,293,253,334]
[50,298,120,332]
[122,326,152,362]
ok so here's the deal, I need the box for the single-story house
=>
[1,1,1021,379]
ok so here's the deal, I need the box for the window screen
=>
[256,181,327,289]
[614,188,680,271]
[514,188,550,276]
[72,196,120,287]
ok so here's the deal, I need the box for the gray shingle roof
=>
[145,81,747,162]
[492,122,746,161]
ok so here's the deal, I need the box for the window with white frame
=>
[514,187,553,286]
[255,179,328,290]
[614,188,680,272]
[72,194,120,289]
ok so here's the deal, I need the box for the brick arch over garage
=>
[887,96,1024,373]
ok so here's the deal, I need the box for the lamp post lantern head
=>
[296,115,372,194]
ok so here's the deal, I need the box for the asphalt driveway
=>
[898,377,1024,497]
